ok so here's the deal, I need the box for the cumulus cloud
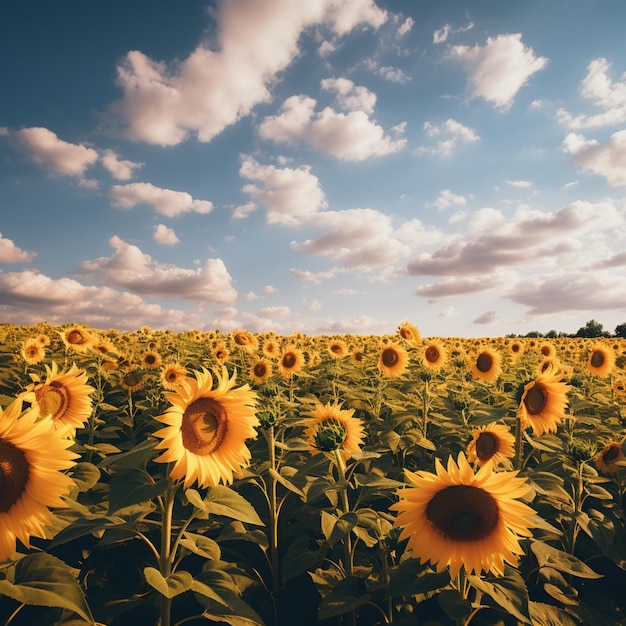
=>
[13,127,99,177]
[100,149,144,180]
[407,200,621,278]
[557,58,626,129]
[397,16,413,37]
[416,273,514,298]
[0,233,37,263]
[505,179,532,188]
[473,310,498,324]
[239,155,327,225]
[562,129,626,186]
[110,0,387,146]
[0,269,195,331]
[110,182,213,217]
[448,33,548,110]
[415,118,478,156]
[258,91,406,161]
[81,235,237,303]
[153,224,180,246]
[509,271,626,315]
[428,189,467,210]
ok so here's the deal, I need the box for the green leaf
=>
[281,535,327,583]
[317,576,370,620]
[144,567,193,598]
[468,569,531,623]
[269,467,305,498]
[48,516,121,548]
[529,601,578,626]
[97,436,158,471]
[530,541,603,579]
[69,462,101,492]
[107,468,168,514]
[321,511,358,548]
[385,558,450,599]
[180,533,221,560]
[0,553,94,624]
[186,486,264,526]
[438,588,472,620]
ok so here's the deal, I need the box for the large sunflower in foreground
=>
[27,362,95,435]
[304,401,366,460]
[0,399,77,561]
[466,422,516,468]
[153,367,259,488]
[518,367,570,437]
[390,452,536,577]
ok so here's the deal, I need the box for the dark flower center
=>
[181,398,227,456]
[124,371,144,387]
[282,352,297,368]
[382,348,399,368]
[603,444,620,463]
[253,362,267,378]
[0,440,30,513]
[144,354,158,365]
[476,432,498,461]
[476,353,493,373]
[590,350,605,368]
[67,330,87,345]
[511,344,520,353]
[427,485,499,541]
[425,346,440,363]
[541,346,551,356]
[524,383,547,415]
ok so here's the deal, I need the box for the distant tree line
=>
[507,319,626,339]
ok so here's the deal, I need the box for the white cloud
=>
[433,21,474,44]
[258,305,291,318]
[321,77,377,114]
[448,33,548,110]
[110,0,387,146]
[13,127,99,177]
[0,269,195,331]
[110,182,213,217]
[416,118,479,156]
[562,129,626,186]
[0,233,37,263]
[153,224,180,246]
[397,16,413,37]
[100,149,143,180]
[239,155,327,226]
[408,200,622,279]
[473,310,498,325]
[557,58,626,129]
[428,189,467,210]
[81,235,237,303]
[438,305,458,318]
[377,65,410,83]
[258,93,406,161]
[232,202,258,219]
[505,179,532,188]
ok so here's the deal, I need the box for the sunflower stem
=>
[333,450,354,580]
[266,425,281,593]
[514,407,524,472]
[158,477,177,626]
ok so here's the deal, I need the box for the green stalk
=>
[159,478,177,626]
[266,425,281,592]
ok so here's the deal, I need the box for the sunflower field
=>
[0,321,625,626]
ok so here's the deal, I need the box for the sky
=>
[2,0,626,338]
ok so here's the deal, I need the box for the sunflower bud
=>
[314,419,347,452]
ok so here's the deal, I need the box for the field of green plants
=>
[0,322,625,626]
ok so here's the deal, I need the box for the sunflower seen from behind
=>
[0,398,77,561]
[518,367,570,437]
[304,401,366,461]
[154,367,259,488]
[390,452,536,578]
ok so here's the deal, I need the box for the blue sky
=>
[1,0,626,337]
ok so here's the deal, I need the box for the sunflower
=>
[586,344,615,378]
[539,342,556,359]
[304,401,366,460]
[28,362,95,434]
[612,376,626,398]
[262,339,281,360]
[0,398,77,560]
[232,330,258,355]
[212,345,230,366]
[470,348,502,383]
[153,367,259,488]
[21,338,46,365]
[277,347,305,378]
[466,423,516,468]
[390,452,536,577]
[594,442,626,475]
[518,368,570,437]
[378,343,409,377]
[161,362,189,391]
[59,326,93,352]
[250,360,272,385]
[508,340,525,358]
[422,340,448,371]
[327,339,349,359]
[398,320,421,347]
[119,369,147,393]
[142,350,163,370]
